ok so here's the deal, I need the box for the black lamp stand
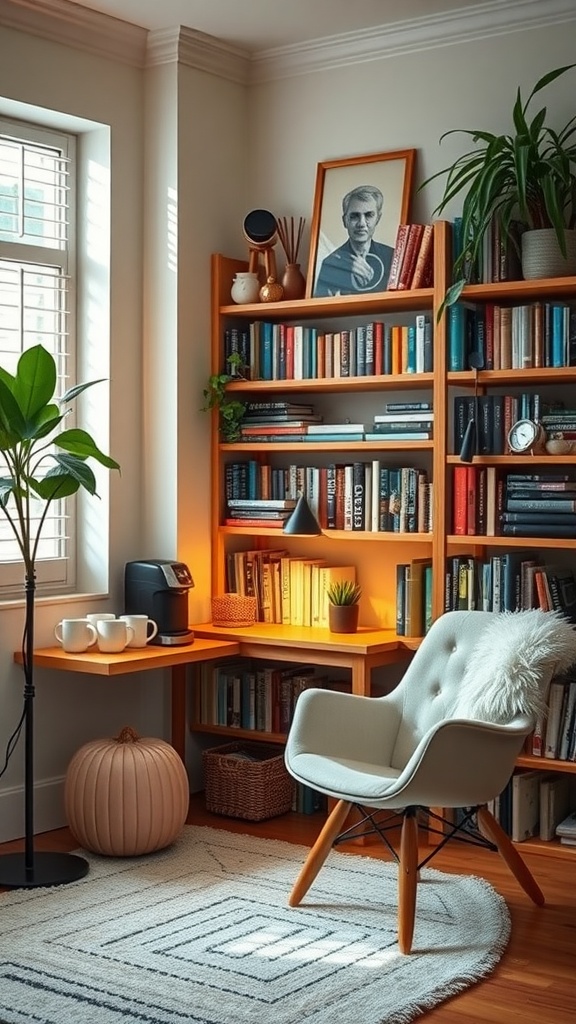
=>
[0,574,89,889]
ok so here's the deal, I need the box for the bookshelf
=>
[206,223,576,859]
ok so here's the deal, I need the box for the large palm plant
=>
[0,345,119,888]
[421,64,576,306]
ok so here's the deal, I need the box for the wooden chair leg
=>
[288,798,352,907]
[398,807,419,954]
[477,805,545,906]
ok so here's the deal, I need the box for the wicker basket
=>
[202,741,293,821]
[211,594,257,627]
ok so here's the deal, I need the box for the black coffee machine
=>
[124,560,195,645]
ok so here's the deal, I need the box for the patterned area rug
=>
[0,826,510,1024]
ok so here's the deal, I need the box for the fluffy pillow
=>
[455,609,576,724]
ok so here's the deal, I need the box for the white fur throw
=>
[456,610,576,724]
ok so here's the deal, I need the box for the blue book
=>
[448,303,467,371]
[551,304,567,367]
[260,321,274,380]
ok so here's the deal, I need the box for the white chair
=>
[285,609,576,953]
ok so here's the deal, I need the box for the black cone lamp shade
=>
[459,352,483,464]
[283,495,321,536]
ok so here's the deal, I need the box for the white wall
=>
[0,9,573,839]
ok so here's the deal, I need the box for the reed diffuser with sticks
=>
[276,215,307,300]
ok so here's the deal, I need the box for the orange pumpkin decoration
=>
[64,726,189,856]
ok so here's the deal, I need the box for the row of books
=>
[452,215,524,287]
[223,315,433,381]
[447,299,576,372]
[453,392,540,456]
[452,468,576,539]
[238,417,434,444]
[196,660,326,733]
[487,770,575,843]
[387,223,434,291]
[226,550,358,627]
[396,558,433,638]
[531,671,576,761]
[443,553,576,619]
[225,463,433,534]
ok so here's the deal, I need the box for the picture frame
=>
[306,149,415,299]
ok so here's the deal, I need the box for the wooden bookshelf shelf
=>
[209,229,576,860]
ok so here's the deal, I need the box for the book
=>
[396,223,425,290]
[387,223,410,290]
[410,224,434,289]
[511,770,544,842]
[544,681,569,758]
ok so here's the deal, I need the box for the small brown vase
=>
[281,263,306,300]
[328,604,359,634]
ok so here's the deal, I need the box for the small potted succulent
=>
[326,580,362,634]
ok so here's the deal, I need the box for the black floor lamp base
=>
[0,851,89,889]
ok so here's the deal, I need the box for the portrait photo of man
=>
[314,185,393,297]
[307,150,414,300]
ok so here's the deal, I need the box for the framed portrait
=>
[306,149,415,299]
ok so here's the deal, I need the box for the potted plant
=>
[0,344,119,889]
[326,580,362,634]
[202,353,246,443]
[421,64,576,308]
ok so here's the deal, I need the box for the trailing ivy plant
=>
[202,352,246,443]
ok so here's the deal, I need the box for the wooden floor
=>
[1,795,575,1024]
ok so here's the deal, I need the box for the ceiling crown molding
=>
[0,0,147,66]
[251,0,576,82]
[146,26,250,84]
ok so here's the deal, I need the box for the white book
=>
[306,422,365,433]
[373,411,434,422]
[558,681,576,760]
[293,324,304,380]
[370,460,380,533]
[512,770,543,842]
[544,681,568,759]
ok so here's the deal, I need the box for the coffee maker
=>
[124,560,195,645]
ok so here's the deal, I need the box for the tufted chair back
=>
[386,609,495,769]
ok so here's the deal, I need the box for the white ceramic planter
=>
[521,228,576,280]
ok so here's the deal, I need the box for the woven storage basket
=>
[211,594,256,627]
[202,741,293,821]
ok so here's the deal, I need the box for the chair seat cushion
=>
[455,609,576,724]
[288,752,402,802]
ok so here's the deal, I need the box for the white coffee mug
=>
[55,618,97,653]
[96,618,135,653]
[86,612,116,625]
[120,614,159,648]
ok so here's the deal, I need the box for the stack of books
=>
[501,472,576,538]
[365,401,433,442]
[239,401,321,443]
[225,498,296,529]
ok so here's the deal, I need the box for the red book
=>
[240,424,309,435]
[387,224,409,290]
[224,518,286,528]
[466,465,477,535]
[410,224,434,289]
[452,466,468,535]
[373,321,384,375]
[285,324,295,379]
[397,224,425,290]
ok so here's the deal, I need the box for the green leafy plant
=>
[420,64,576,310]
[202,353,246,443]
[0,344,119,887]
[326,580,362,606]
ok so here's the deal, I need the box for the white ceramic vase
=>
[230,271,260,304]
[521,228,576,280]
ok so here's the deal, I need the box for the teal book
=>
[448,303,467,371]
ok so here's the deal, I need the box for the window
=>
[0,119,76,594]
